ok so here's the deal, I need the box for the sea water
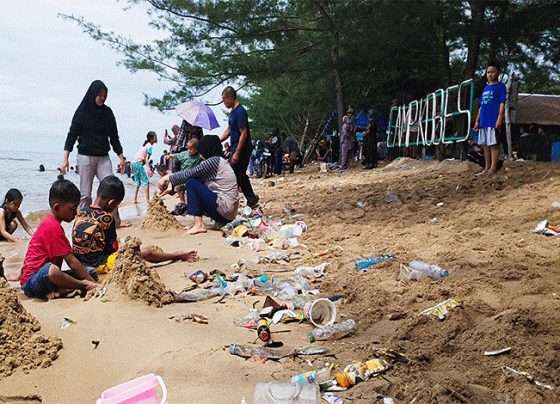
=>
[0,149,154,275]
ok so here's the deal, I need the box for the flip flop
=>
[116,221,132,228]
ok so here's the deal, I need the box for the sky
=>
[0,0,228,159]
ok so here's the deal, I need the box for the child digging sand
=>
[6,179,98,300]
[0,188,34,242]
[72,175,197,275]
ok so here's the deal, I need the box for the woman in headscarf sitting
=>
[158,135,239,235]
[61,80,130,227]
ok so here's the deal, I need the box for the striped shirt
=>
[170,157,239,220]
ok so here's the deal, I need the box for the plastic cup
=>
[303,298,336,327]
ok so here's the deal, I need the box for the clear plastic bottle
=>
[291,365,332,385]
[355,255,395,270]
[409,260,448,279]
[308,319,356,342]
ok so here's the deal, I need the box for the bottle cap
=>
[260,274,268,282]
[441,270,448,277]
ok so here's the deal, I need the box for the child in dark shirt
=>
[7,179,98,300]
[72,176,197,275]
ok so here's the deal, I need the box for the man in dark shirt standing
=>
[220,86,259,208]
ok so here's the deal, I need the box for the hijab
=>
[196,135,224,159]
[71,80,117,135]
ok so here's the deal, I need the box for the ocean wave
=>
[0,157,32,162]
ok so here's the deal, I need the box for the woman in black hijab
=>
[158,135,239,235]
[62,80,130,227]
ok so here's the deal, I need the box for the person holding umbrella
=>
[220,86,259,209]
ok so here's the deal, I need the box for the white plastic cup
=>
[303,298,336,327]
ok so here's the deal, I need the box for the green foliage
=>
[62,0,560,138]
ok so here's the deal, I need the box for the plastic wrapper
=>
[419,297,461,320]
[294,262,329,278]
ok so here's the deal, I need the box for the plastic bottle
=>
[308,319,356,342]
[254,382,319,404]
[354,255,395,270]
[215,273,227,288]
[253,274,274,291]
[409,260,448,279]
[291,365,332,385]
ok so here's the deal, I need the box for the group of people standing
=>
[314,108,379,171]
[59,80,260,238]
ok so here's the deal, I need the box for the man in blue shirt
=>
[220,86,259,208]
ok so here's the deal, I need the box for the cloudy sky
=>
[0,0,228,157]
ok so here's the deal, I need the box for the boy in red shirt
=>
[7,179,98,300]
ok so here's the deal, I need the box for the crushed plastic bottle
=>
[354,255,395,270]
[409,260,448,279]
[308,319,356,342]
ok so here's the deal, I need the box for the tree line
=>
[65,0,560,144]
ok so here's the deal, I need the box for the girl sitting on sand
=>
[132,131,157,204]
[0,189,34,242]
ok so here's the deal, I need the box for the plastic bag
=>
[295,263,329,278]
[399,264,426,281]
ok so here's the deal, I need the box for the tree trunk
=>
[333,66,345,130]
[464,1,486,80]
[433,1,451,88]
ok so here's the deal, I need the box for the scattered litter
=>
[430,217,439,223]
[357,201,367,208]
[303,298,337,327]
[230,344,326,361]
[385,187,398,203]
[168,313,209,324]
[400,263,425,281]
[553,201,560,208]
[334,358,390,388]
[61,318,77,329]
[533,220,560,236]
[92,340,100,349]
[419,298,461,320]
[97,374,167,404]
[501,366,553,390]
[383,399,394,404]
[295,263,329,278]
[189,270,207,284]
[437,202,444,206]
[484,347,511,356]
[355,254,395,270]
[254,382,318,404]
[308,319,356,342]
[388,312,408,320]
[322,393,343,403]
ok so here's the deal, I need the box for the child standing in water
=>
[0,189,34,242]
[132,131,157,204]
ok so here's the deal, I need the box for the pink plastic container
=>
[97,374,167,404]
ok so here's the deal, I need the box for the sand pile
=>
[0,278,62,378]
[99,237,173,307]
[141,193,183,232]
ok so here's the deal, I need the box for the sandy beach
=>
[2,157,560,403]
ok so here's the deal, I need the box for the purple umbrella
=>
[175,101,220,131]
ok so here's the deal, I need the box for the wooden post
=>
[504,73,514,160]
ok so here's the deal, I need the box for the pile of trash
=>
[220,203,308,251]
